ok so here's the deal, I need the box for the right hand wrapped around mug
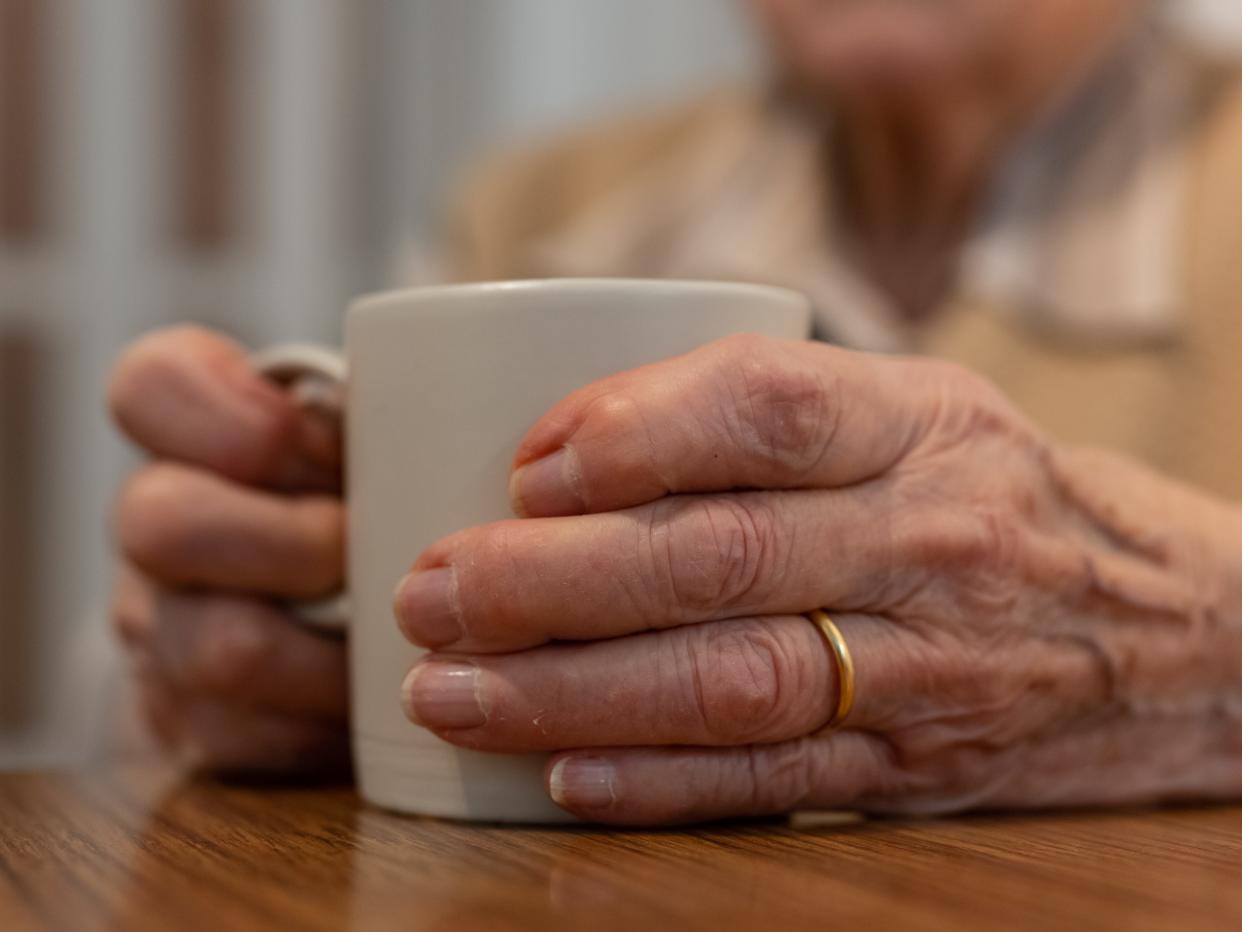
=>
[394,334,1242,825]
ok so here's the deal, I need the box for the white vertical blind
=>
[245,0,357,346]
[21,0,170,763]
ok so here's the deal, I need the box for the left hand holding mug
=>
[109,327,350,774]
[394,334,1242,824]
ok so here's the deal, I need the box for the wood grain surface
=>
[2,762,1241,931]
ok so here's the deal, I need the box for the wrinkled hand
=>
[394,334,1242,824]
[109,327,349,774]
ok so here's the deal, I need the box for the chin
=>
[814,32,959,90]
[762,0,997,96]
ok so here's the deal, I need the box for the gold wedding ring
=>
[806,610,855,730]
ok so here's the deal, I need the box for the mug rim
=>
[349,277,808,317]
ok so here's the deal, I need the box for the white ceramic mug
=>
[255,279,811,822]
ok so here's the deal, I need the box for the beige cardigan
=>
[434,60,1242,501]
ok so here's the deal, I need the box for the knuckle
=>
[895,504,1018,576]
[137,687,182,750]
[924,358,981,392]
[174,700,342,775]
[292,498,347,585]
[110,570,153,647]
[174,721,233,772]
[926,359,995,406]
[876,685,1033,814]
[715,337,836,479]
[567,390,654,507]
[913,746,1009,815]
[114,464,196,571]
[892,504,1028,616]
[648,496,779,616]
[185,605,274,698]
[740,740,816,813]
[229,392,301,486]
[580,390,645,439]
[911,640,1013,714]
[971,504,1022,568]
[709,332,778,382]
[108,325,300,484]
[111,594,149,648]
[714,331,773,359]
[923,360,1034,447]
[963,670,1028,721]
[684,621,799,743]
[107,326,207,427]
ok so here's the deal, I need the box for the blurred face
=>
[749,0,1108,100]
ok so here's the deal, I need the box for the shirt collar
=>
[959,16,1199,347]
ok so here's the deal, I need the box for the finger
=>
[111,563,156,648]
[179,699,350,775]
[116,461,344,598]
[509,334,949,517]
[136,671,349,775]
[148,587,348,721]
[399,489,895,652]
[401,614,892,752]
[131,659,186,751]
[544,732,893,825]
[108,325,341,491]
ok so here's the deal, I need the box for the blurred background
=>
[0,0,760,768]
[3,0,1241,771]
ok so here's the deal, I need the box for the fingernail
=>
[393,567,462,648]
[509,446,584,517]
[549,756,616,809]
[401,660,487,729]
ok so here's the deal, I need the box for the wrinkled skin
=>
[390,333,1242,823]
[109,327,1242,823]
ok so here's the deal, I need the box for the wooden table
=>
[2,763,1241,931]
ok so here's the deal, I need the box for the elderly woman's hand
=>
[394,334,1242,824]
[109,327,349,774]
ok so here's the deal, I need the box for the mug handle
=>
[251,343,350,634]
